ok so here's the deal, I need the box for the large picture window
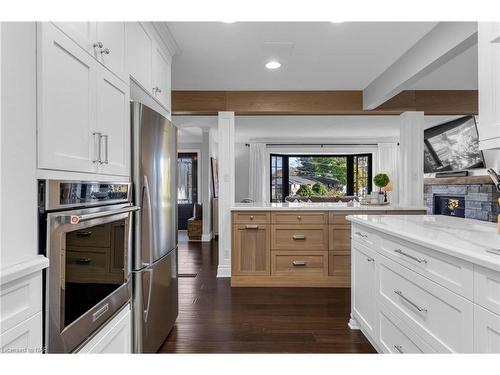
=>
[270,154,372,202]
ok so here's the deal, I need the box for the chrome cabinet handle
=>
[394,290,428,313]
[394,345,404,353]
[100,47,111,55]
[367,257,374,262]
[92,303,109,322]
[93,41,103,49]
[355,231,368,238]
[394,249,427,264]
[92,132,102,164]
[245,224,259,229]
[292,235,306,240]
[153,86,162,95]
[101,134,109,164]
[292,260,307,267]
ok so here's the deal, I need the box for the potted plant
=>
[373,173,390,204]
[296,184,313,197]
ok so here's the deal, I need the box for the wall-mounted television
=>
[424,116,485,174]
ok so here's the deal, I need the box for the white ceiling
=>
[167,22,447,90]
[174,115,461,143]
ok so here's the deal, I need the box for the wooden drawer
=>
[474,265,500,315]
[271,251,328,276]
[378,255,473,353]
[329,225,351,253]
[271,225,328,251]
[65,248,121,284]
[271,211,328,225]
[380,235,473,299]
[378,306,435,353]
[328,252,350,276]
[232,211,270,224]
[351,224,380,249]
[66,224,111,248]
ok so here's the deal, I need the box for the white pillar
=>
[200,129,212,241]
[217,112,235,277]
[399,111,424,207]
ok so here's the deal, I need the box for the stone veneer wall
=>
[424,183,500,222]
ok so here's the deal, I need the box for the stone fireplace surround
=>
[424,176,500,222]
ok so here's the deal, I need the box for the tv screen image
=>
[424,116,485,174]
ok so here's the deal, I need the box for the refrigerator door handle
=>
[143,175,154,267]
[143,268,154,323]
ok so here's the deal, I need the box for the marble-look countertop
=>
[347,214,500,272]
[231,202,428,211]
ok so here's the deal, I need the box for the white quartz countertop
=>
[347,214,500,272]
[231,202,428,211]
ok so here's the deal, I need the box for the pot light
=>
[265,60,281,70]
[221,21,235,23]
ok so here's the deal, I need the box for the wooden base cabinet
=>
[232,221,270,276]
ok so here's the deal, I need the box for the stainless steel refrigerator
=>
[131,102,178,353]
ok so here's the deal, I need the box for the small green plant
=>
[312,182,327,195]
[373,173,390,192]
[296,184,313,197]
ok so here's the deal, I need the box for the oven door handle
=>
[66,206,140,224]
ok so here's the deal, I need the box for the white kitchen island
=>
[346,214,500,353]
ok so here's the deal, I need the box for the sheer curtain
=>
[377,142,399,205]
[248,143,267,203]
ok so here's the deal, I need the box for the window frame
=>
[270,153,373,202]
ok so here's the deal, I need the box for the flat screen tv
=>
[424,116,485,174]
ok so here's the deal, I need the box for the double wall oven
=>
[38,180,139,353]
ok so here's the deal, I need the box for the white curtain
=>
[248,143,267,203]
[377,142,399,205]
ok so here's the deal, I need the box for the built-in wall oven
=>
[38,180,139,353]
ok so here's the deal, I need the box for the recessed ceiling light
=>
[330,21,344,23]
[265,60,281,70]
[221,21,235,24]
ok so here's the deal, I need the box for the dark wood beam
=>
[172,90,478,116]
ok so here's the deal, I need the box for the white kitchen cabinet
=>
[152,44,171,111]
[95,22,127,82]
[96,64,130,176]
[478,22,500,150]
[0,312,43,354]
[37,22,98,174]
[474,305,500,353]
[76,304,131,353]
[352,244,377,337]
[53,22,96,53]
[125,22,152,91]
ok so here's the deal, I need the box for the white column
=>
[399,111,424,207]
[200,129,212,241]
[217,112,235,277]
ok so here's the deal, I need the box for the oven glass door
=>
[63,219,126,328]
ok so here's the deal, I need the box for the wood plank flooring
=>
[158,234,375,353]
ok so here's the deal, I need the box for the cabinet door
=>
[152,44,171,111]
[96,65,130,176]
[474,304,500,353]
[232,224,270,276]
[37,23,98,173]
[352,244,376,337]
[53,22,96,53]
[125,22,152,90]
[95,22,127,82]
[478,22,500,143]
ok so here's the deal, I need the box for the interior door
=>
[37,22,97,173]
[96,64,130,176]
[95,22,126,81]
[177,153,198,230]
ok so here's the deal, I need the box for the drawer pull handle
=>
[355,231,368,239]
[367,257,374,262]
[394,249,427,264]
[75,257,92,264]
[487,249,500,256]
[292,235,306,240]
[245,224,259,229]
[394,345,404,354]
[76,231,92,237]
[292,261,307,267]
[394,290,428,313]
[250,215,254,220]
[297,216,302,220]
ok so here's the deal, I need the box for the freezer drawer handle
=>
[92,304,109,322]
[143,268,154,323]
[66,206,140,225]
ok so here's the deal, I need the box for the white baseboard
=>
[201,232,213,242]
[216,265,231,278]
[348,314,360,330]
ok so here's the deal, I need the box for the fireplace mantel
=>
[424,175,493,185]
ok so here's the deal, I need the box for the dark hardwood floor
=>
[158,232,375,353]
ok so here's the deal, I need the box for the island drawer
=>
[378,254,473,353]
[271,211,328,225]
[271,225,329,251]
[474,265,500,315]
[351,224,381,249]
[271,251,328,276]
[380,235,473,299]
[232,211,270,224]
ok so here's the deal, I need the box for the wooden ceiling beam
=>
[172,90,478,116]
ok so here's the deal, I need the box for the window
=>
[270,154,372,202]
[177,153,198,204]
